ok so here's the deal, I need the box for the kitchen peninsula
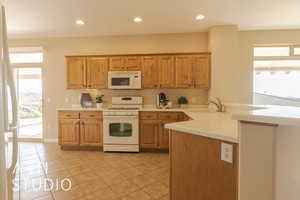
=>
[166,105,300,200]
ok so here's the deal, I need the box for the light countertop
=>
[165,111,239,143]
[231,105,300,126]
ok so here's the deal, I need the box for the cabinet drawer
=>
[158,112,181,120]
[58,111,80,119]
[140,112,158,120]
[80,111,102,119]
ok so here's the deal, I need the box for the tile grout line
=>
[33,143,56,200]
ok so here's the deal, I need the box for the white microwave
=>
[108,71,141,89]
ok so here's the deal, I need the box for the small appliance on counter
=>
[80,93,93,108]
[156,92,169,109]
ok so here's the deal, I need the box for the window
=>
[294,47,300,55]
[10,52,43,64]
[254,47,290,57]
[253,45,300,101]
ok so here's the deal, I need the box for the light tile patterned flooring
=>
[15,143,170,200]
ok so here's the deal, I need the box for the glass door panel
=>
[15,68,43,139]
[109,123,133,137]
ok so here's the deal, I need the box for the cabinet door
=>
[140,120,159,149]
[141,56,159,88]
[125,56,141,71]
[193,55,211,88]
[109,57,125,71]
[66,57,86,89]
[58,119,80,146]
[158,56,175,88]
[80,119,102,147]
[158,120,176,149]
[86,57,108,89]
[175,56,193,88]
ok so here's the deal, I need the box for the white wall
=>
[8,32,209,140]
[208,25,252,104]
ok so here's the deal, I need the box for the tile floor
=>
[15,143,170,200]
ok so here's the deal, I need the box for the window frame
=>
[254,45,300,71]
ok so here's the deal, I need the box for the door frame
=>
[12,64,44,142]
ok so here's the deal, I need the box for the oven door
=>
[103,116,139,144]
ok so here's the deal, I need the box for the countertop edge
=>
[165,122,239,143]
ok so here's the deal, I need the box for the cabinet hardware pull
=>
[89,115,94,117]
[66,115,71,117]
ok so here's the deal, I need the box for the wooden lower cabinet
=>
[140,120,159,149]
[140,111,184,151]
[80,119,102,146]
[170,131,238,200]
[58,119,80,146]
[158,120,176,149]
[58,111,103,147]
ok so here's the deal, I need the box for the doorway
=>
[15,68,43,139]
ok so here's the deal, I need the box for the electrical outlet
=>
[221,143,233,163]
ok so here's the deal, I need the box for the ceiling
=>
[3,0,300,39]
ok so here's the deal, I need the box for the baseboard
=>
[43,138,58,143]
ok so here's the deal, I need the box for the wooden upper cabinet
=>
[125,56,141,71]
[141,56,159,88]
[66,53,211,89]
[86,57,108,89]
[175,56,194,88]
[109,57,125,71]
[193,55,211,88]
[66,57,86,89]
[58,119,80,146]
[140,120,159,149]
[80,119,102,147]
[158,56,175,88]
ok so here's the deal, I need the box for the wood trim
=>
[65,52,211,58]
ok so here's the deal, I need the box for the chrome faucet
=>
[208,97,225,112]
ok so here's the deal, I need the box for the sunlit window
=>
[9,52,43,64]
[254,47,290,57]
[253,45,300,101]
[294,47,300,55]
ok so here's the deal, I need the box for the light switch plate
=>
[221,143,233,163]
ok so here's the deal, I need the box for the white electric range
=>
[103,96,143,152]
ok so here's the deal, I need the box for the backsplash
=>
[63,89,209,107]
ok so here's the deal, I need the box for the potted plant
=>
[95,95,104,108]
[177,96,188,108]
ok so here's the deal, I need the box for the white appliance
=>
[108,71,141,89]
[0,4,19,200]
[103,96,143,152]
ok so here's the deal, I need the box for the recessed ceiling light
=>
[75,20,85,25]
[133,17,143,23]
[196,15,205,20]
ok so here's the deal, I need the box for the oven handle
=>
[103,115,138,119]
